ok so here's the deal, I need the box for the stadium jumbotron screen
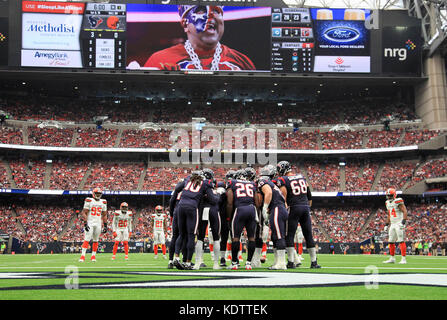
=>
[18,1,421,76]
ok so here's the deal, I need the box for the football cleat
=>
[168,262,174,269]
[183,264,193,270]
[200,262,207,268]
[154,255,158,259]
[230,263,238,270]
[173,259,184,270]
[193,263,201,270]
[268,264,287,270]
[111,256,116,261]
[287,261,296,269]
[78,256,85,263]
[399,257,407,264]
[245,263,252,270]
[383,257,396,264]
[90,256,96,262]
[260,257,266,263]
[310,261,321,269]
[124,255,128,261]
[163,255,167,260]
[220,257,227,267]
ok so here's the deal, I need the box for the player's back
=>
[277,175,310,207]
[257,178,286,210]
[178,177,214,208]
[228,179,256,208]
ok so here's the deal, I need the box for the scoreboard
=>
[270,8,314,73]
[81,3,126,69]
[18,1,422,76]
[21,1,127,69]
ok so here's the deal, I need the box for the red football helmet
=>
[386,188,397,200]
[92,187,102,200]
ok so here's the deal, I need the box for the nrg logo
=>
[384,39,416,61]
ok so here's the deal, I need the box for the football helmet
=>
[120,202,128,213]
[225,170,236,182]
[277,161,292,176]
[386,188,397,200]
[202,168,214,180]
[259,165,276,180]
[92,187,102,200]
[244,167,257,181]
[234,169,246,180]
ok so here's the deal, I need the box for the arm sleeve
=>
[307,187,312,201]
[205,183,219,205]
[169,181,184,216]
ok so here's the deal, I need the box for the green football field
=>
[0,253,446,300]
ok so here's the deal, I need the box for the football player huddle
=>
[167,162,321,270]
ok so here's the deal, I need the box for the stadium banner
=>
[0,188,395,197]
[382,25,422,75]
[17,241,411,255]
[22,1,86,14]
[22,12,84,51]
[21,49,83,68]
[313,55,370,73]
[0,17,8,67]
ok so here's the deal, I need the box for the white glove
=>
[216,187,226,195]
[262,204,269,225]
[384,225,389,233]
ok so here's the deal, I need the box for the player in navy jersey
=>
[194,168,224,270]
[167,178,186,269]
[217,170,235,267]
[226,169,259,270]
[173,171,218,270]
[256,164,288,270]
[276,161,321,269]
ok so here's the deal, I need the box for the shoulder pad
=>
[102,200,107,204]
[395,198,404,203]
[114,211,120,215]
[85,198,92,202]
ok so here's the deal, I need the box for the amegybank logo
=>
[33,51,70,66]
[384,39,416,61]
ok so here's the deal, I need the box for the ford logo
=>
[323,27,360,42]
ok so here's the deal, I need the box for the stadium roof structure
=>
[282,0,406,9]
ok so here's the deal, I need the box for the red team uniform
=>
[144,43,256,71]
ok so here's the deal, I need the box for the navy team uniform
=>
[197,186,221,245]
[175,177,218,263]
[168,179,186,264]
[276,175,316,251]
[228,179,258,241]
[227,179,258,267]
[258,178,288,251]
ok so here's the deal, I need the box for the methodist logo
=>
[323,27,360,43]
[26,23,75,33]
[384,39,416,61]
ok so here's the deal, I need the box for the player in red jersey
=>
[144,5,256,71]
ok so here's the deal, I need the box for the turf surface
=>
[0,253,446,300]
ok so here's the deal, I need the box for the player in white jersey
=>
[383,188,408,264]
[294,224,304,266]
[79,187,108,262]
[152,205,168,259]
[111,202,133,261]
